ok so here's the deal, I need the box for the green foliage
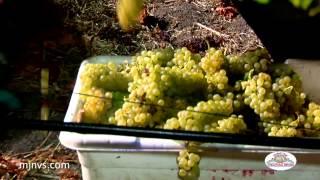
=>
[290,0,313,10]
[255,0,271,5]
[254,0,319,16]
[309,6,320,16]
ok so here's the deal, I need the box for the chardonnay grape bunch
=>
[78,46,320,180]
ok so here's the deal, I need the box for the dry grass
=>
[0,132,80,180]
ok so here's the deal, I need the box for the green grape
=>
[233,80,243,92]
[233,93,245,112]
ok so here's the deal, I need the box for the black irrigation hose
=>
[3,118,320,150]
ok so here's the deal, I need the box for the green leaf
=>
[309,6,320,16]
[290,0,301,8]
[301,0,313,10]
[112,92,128,107]
[255,0,271,4]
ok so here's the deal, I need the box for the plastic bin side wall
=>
[78,150,320,180]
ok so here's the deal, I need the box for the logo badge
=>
[265,151,297,171]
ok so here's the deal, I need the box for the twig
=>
[44,143,61,164]
[10,144,53,158]
[164,0,175,3]
[9,174,17,180]
[37,132,52,149]
[194,22,229,38]
[27,173,59,180]
[60,160,79,164]
[23,152,36,159]
[10,151,37,158]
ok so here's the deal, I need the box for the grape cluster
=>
[206,69,229,92]
[111,102,155,127]
[258,72,306,137]
[226,48,269,75]
[114,65,168,127]
[273,75,306,112]
[200,48,230,93]
[259,114,300,137]
[242,73,280,120]
[165,67,206,97]
[200,48,225,73]
[132,48,174,68]
[166,48,206,96]
[164,94,238,132]
[177,149,201,180]
[205,115,247,133]
[82,88,112,124]
[80,62,132,93]
[111,49,206,128]
[171,48,201,68]
[268,126,298,137]
[306,102,320,130]
[128,64,165,103]
[130,49,206,100]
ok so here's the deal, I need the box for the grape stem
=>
[248,69,254,80]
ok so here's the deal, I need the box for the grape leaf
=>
[301,0,314,10]
[309,6,320,16]
[290,0,301,8]
[255,0,271,5]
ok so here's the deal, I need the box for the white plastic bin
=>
[59,56,320,180]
